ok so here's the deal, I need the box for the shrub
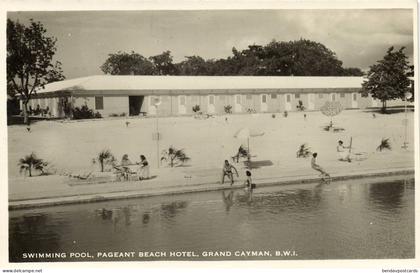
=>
[272,114,276,118]
[192,105,201,113]
[109,113,119,117]
[161,146,190,167]
[18,152,48,177]
[73,105,102,119]
[283,111,288,117]
[224,105,233,114]
[93,149,116,172]
[296,100,305,111]
[119,112,126,117]
[377,138,392,151]
[296,144,311,158]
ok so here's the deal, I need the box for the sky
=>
[8,9,414,79]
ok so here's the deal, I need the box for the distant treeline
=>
[101,39,364,76]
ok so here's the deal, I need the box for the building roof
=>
[37,75,365,95]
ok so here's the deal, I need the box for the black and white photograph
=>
[2,0,418,270]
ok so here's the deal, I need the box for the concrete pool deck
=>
[9,161,414,210]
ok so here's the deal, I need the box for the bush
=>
[161,146,190,167]
[296,100,305,111]
[283,111,288,117]
[109,113,119,117]
[224,105,233,114]
[377,138,392,151]
[296,144,311,158]
[192,105,201,113]
[73,105,102,119]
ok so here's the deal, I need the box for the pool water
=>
[9,177,415,262]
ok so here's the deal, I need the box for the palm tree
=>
[18,153,48,177]
[296,144,312,158]
[94,149,116,172]
[161,146,190,167]
[377,138,392,151]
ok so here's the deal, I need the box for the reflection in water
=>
[9,179,415,261]
[234,185,323,215]
[368,181,405,211]
[9,213,62,262]
[222,190,234,212]
[142,213,150,224]
[160,200,189,220]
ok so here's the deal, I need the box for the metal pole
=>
[156,106,160,168]
[403,97,408,149]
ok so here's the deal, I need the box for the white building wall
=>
[73,96,129,117]
[102,96,129,116]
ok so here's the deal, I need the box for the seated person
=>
[337,140,351,162]
[119,154,133,180]
[311,153,330,181]
[137,155,150,180]
[233,145,249,163]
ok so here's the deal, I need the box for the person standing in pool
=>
[311,153,330,181]
[245,170,256,190]
[221,160,239,185]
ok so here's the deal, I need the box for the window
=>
[95,96,104,110]
[353,93,357,101]
[246,94,252,100]
[236,95,241,104]
[271,94,277,99]
[262,94,267,103]
[209,95,215,105]
[331,94,336,101]
[179,96,186,106]
[286,95,291,102]
[319,94,324,99]
[295,94,300,99]
[340,93,345,98]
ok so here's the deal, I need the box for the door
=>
[261,94,268,112]
[285,94,292,111]
[234,94,242,113]
[129,96,144,116]
[208,95,215,114]
[307,94,315,110]
[351,93,358,108]
[178,95,186,114]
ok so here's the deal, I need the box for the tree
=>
[342,67,365,76]
[93,149,116,172]
[361,47,412,113]
[161,146,190,167]
[177,56,209,75]
[7,19,65,125]
[149,51,179,75]
[18,152,48,177]
[100,51,156,75]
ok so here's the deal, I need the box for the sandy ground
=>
[8,109,414,182]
